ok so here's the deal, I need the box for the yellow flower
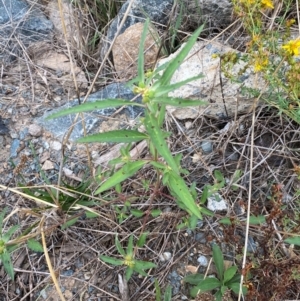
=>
[261,0,274,9]
[282,39,300,56]
[124,255,135,268]
[286,19,296,27]
[254,57,268,72]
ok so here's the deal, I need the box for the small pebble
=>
[41,160,55,170]
[207,193,228,212]
[28,124,43,137]
[159,252,172,262]
[10,139,20,157]
[10,132,19,139]
[19,128,28,140]
[201,141,213,153]
[50,140,62,151]
[197,255,208,267]
[43,141,49,149]
[84,272,92,280]
[195,232,206,244]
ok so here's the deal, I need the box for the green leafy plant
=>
[154,279,172,301]
[100,234,156,280]
[0,208,19,280]
[47,20,213,224]
[183,244,247,300]
[0,207,44,280]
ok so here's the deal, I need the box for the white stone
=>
[28,124,43,137]
[41,160,55,170]
[50,141,62,151]
[207,193,228,212]
[197,255,208,267]
[159,252,172,262]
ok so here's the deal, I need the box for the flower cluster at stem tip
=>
[240,0,274,9]
[124,254,135,268]
[282,39,300,56]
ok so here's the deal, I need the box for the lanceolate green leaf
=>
[27,239,44,253]
[153,75,204,96]
[157,104,166,127]
[167,171,201,219]
[2,225,20,242]
[135,260,157,270]
[249,215,266,225]
[284,236,300,246]
[0,207,7,231]
[46,99,144,120]
[115,235,126,256]
[137,232,149,247]
[137,18,150,84]
[158,24,204,87]
[127,235,134,257]
[77,130,148,143]
[228,282,248,295]
[164,285,172,301]
[125,267,134,280]
[223,266,238,283]
[96,160,146,194]
[154,279,161,301]
[1,251,14,280]
[212,244,224,281]
[197,277,221,291]
[100,255,124,266]
[152,97,207,107]
[183,273,205,285]
[144,113,179,174]
[61,218,78,230]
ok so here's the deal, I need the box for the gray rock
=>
[247,236,258,253]
[181,0,233,30]
[102,0,172,62]
[201,141,213,153]
[28,124,42,137]
[19,128,28,140]
[0,116,9,135]
[10,139,20,157]
[0,0,53,63]
[195,232,206,244]
[107,0,172,41]
[37,83,143,141]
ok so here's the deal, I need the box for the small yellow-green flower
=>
[282,39,300,56]
[286,19,296,27]
[261,0,274,9]
[254,57,268,72]
[123,255,135,268]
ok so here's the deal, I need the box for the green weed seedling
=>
[183,244,247,300]
[0,208,44,280]
[0,208,19,280]
[154,279,172,301]
[47,19,213,225]
[100,234,156,281]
